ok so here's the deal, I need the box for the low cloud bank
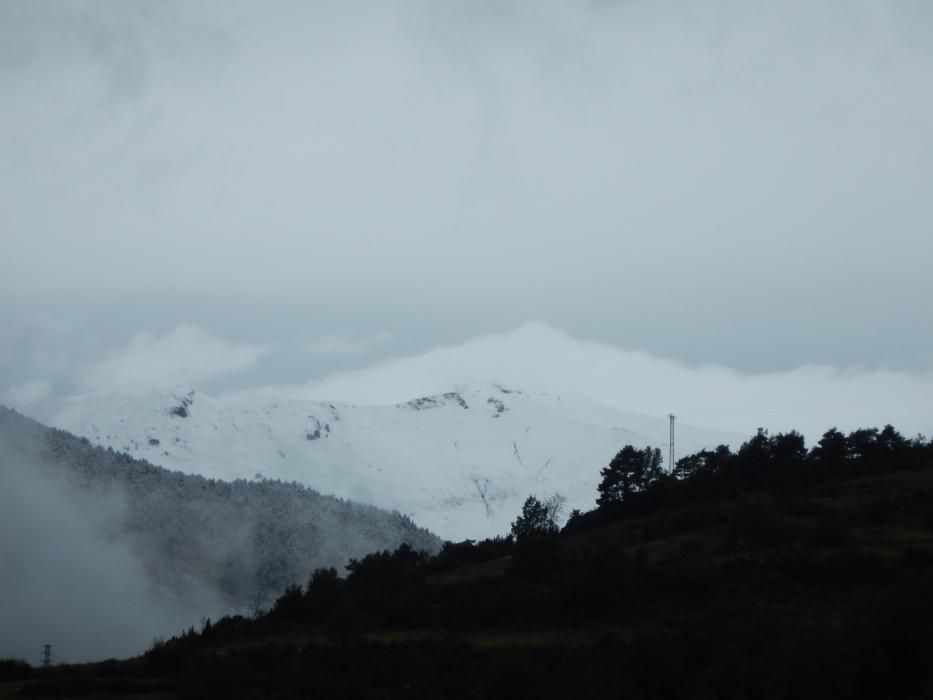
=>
[290,323,933,444]
[4,321,932,448]
[80,325,268,395]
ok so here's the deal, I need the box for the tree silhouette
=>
[812,427,848,468]
[597,446,663,506]
[511,496,559,541]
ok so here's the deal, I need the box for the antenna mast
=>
[668,414,676,473]
[42,644,51,668]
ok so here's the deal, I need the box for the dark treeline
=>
[248,424,933,631]
[8,424,933,698]
[568,424,932,532]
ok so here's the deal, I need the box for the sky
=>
[2,0,933,436]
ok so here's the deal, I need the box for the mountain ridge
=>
[31,385,743,541]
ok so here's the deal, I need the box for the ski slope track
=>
[44,386,741,541]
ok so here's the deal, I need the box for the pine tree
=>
[597,445,663,506]
[511,496,559,541]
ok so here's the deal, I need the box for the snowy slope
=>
[39,385,742,541]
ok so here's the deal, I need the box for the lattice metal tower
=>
[41,644,51,668]
[668,414,676,473]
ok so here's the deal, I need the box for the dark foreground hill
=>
[5,425,933,698]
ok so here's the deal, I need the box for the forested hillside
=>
[0,407,440,624]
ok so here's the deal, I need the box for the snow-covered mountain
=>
[36,385,742,541]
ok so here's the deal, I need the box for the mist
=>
[0,405,443,663]
[7,320,933,447]
[0,431,217,663]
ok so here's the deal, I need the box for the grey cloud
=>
[290,322,933,444]
[1,1,932,381]
[79,325,268,394]
[305,331,394,359]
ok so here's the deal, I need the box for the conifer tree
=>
[511,496,559,541]
[597,445,663,506]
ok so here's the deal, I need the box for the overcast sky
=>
[3,1,933,432]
